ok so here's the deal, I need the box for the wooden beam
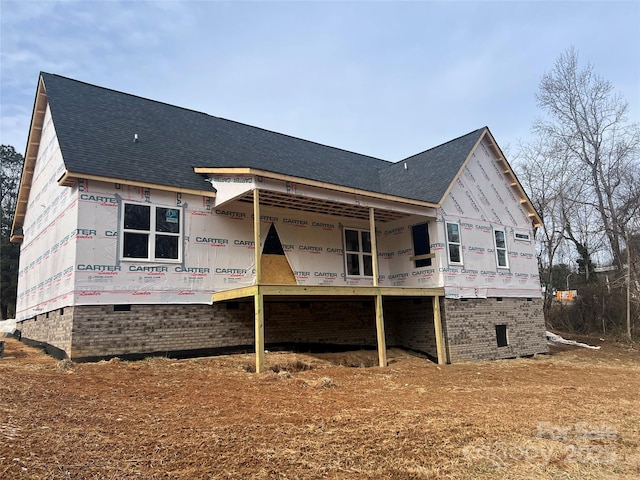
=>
[253,189,265,374]
[253,189,261,284]
[193,167,438,209]
[258,285,376,296]
[375,293,387,367]
[11,76,47,242]
[57,171,217,198]
[236,189,414,223]
[369,207,386,367]
[254,285,445,297]
[254,289,265,373]
[212,284,446,301]
[432,296,446,365]
[369,207,379,287]
[211,285,257,302]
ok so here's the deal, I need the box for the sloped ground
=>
[1,336,638,479]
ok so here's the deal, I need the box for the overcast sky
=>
[1,0,638,162]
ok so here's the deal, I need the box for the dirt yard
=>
[1,335,639,479]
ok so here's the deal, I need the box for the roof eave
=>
[11,74,49,244]
[194,167,439,209]
[436,128,543,229]
[482,129,544,228]
[58,170,217,197]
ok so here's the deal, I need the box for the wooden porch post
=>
[253,189,262,284]
[432,295,445,365]
[254,290,264,373]
[253,189,264,373]
[369,207,387,367]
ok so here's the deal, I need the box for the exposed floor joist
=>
[235,190,411,223]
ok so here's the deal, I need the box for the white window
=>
[122,202,182,261]
[514,230,531,242]
[344,228,373,277]
[446,222,463,265]
[494,229,508,268]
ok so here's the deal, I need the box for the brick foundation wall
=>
[440,297,548,363]
[264,300,377,346]
[19,307,74,355]
[16,297,548,363]
[18,300,381,360]
[384,298,438,359]
[69,303,255,359]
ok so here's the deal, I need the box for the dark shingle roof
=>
[380,128,485,203]
[41,72,486,204]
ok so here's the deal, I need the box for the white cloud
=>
[0,0,638,157]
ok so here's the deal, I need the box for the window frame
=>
[411,222,432,268]
[445,222,463,265]
[493,228,509,269]
[121,201,183,263]
[514,230,531,243]
[343,227,373,278]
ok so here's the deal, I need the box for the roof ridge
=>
[40,72,391,167]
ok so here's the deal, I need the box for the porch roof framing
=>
[196,167,438,223]
[229,188,445,373]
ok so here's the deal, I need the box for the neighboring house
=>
[11,73,547,370]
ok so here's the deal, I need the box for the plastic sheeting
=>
[546,331,600,349]
[16,106,76,320]
[435,139,541,298]
[16,126,542,322]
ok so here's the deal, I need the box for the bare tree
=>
[516,48,640,336]
[534,47,640,272]
[1,145,24,319]
[514,130,604,312]
[515,138,567,315]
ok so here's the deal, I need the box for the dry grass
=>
[1,336,639,479]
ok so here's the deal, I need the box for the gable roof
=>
[41,72,389,196]
[380,128,485,203]
[12,72,542,241]
[39,72,489,203]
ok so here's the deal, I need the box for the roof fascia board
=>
[436,129,543,228]
[482,129,543,228]
[57,171,217,198]
[194,167,438,209]
[11,75,48,243]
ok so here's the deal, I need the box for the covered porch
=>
[212,284,446,372]
[210,186,446,373]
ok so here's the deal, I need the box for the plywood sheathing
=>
[261,255,297,285]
